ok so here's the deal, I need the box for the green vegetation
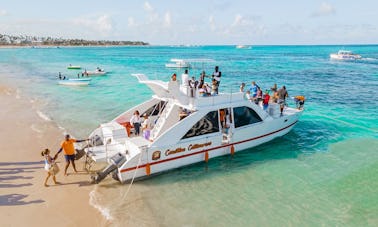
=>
[0,34,149,46]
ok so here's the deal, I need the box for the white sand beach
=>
[0,84,106,226]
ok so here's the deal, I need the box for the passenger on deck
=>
[189,76,198,98]
[181,69,189,96]
[294,96,305,110]
[255,87,263,104]
[199,84,211,97]
[141,114,151,140]
[198,71,206,89]
[179,108,189,120]
[262,90,270,111]
[277,86,289,116]
[240,83,245,92]
[211,79,218,95]
[212,66,221,94]
[249,81,259,98]
[245,90,253,102]
[130,110,142,136]
[219,109,226,128]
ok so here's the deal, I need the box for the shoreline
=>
[0,83,106,226]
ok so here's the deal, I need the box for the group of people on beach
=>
[41,134,89,187]
[170,66,222,97]
[241,81,289,116]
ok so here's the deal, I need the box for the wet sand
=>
[0,84,106,226]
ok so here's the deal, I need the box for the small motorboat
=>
[58,78,91,86]
[82,68,107,76]
[165,59,191,68]
[330,50,362,60]
[67,65,81,69]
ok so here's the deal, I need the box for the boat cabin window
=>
[143,101,166,117]
[233,106,262,128]
[182,111,219,139]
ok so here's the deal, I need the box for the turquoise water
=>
[1,45,377,226]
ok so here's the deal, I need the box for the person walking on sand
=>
[41,148,59,187]
[54,134,88,176]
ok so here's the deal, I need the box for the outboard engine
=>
[91,134,103,146]
[91,153,127,184]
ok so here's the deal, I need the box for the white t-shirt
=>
[182,73,189,86]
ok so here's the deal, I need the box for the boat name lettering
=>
[188,142,212,151]
[165,147,186,156]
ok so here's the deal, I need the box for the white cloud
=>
[143,2,154,12]
[128,17,137,27]
[312,2,336,17]
[0,9,7,16]
[164,12,171,28]
[72,14,114,36]
[209,16,216,31]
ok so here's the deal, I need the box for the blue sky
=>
[0,0,377,45]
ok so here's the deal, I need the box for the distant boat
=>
[82,68,107,76]
[58,78,91,86]
[67,65,81,69]
[165,59,191,68]
[236,45,251,49]
[330,50,362,60]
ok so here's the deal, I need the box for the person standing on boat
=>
[240,83,246,92]
[181,69,189,95]
[277,86,288,116]
[189,76,198,98]
[249,81,259,98]
[141,114,151,140]
[263,90,270,111]
[212,66,221,94]
[54,134,88,176]
[130,110,142,136]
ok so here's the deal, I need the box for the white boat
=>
[82,69,107,76]
[58,78,91,86]
[165,59,191,68]
[236,45,251,49]
[86,73,304,184]
[330,50,362,60]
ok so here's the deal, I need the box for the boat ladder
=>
[150,101,174,140]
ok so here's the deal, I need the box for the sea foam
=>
[36,110,52,122]
[89,188,113,221]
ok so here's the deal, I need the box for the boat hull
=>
[67,66,81,69]
[58,78,91,86]
[116,113,301,183]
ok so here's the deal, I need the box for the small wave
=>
[89,188,113,221]
[30,124,43,133]
[36,111,52,122]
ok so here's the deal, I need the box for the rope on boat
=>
[120,150,143,201]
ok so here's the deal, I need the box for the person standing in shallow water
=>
[54,134,88,176]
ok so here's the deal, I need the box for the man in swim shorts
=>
[55,134,88,176]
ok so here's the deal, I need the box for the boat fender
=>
[205,152,209,163]
[146,163,151,175]
[230,145,235,156]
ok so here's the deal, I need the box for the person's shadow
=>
[0,194,44,206]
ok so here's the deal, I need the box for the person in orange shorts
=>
[54,134,88,176]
